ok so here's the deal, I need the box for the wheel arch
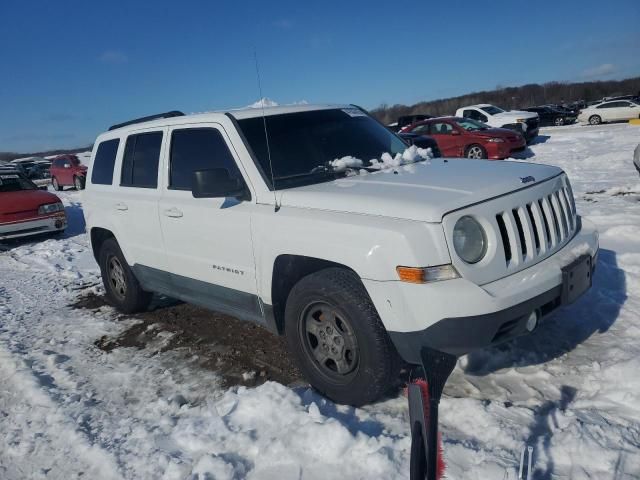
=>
[90,227,116,263]
[270,254,359,335]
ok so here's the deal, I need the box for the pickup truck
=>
[83,104,598,406]
[455,104,540,143]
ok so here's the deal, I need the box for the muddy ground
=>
[71,292,304,389]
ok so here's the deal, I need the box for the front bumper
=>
[0,213,67,240]
[364,218,598,363]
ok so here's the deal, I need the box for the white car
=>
[83,104,598,405]
[455,104,540,143]
[578,100,640,125]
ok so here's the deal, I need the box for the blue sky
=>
[1,0,638,152]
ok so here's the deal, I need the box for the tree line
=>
[370,76,640,125]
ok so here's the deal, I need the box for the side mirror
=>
[450,130,461,136]
[191,168,248,200]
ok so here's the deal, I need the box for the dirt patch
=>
[73,292,303,389]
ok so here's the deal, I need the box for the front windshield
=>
[456,118,490,131]
[481,105,505,115]
[237,108,412,189]
[0,173,37,192]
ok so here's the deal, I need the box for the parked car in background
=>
[524,106,577,126]
[577,100,640,125]
[397,132,441,157]
[50,154,87,190]
[0,167,67,240]
[388,114,432,132]
[401,117,525,159]
[455,104,539,144]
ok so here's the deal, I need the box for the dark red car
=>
[0,168,67,240]
[49,154,87,190]
[401,117,526,160]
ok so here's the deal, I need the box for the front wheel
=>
[74,175,85,190]
[589,115,602,125]
[98,238,152,313]
[51,177,62,191]
[284,268,401,406]
[554,117,565,126]
[465,144,487,159]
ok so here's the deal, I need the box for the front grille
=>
[495,182,577,269]
[2,226,48,236]
[526,118,539,130]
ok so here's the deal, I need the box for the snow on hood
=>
[280,159,562,222]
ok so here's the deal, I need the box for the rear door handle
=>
[164,207,183,218]
[114,202,128,211]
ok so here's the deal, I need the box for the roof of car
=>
[105,104,353,134]
[464,104,493,109]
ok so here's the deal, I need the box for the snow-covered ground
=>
[1,124,639,479]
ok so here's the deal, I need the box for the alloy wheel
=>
[108,256,127,300]
[467,146,484,159]
[300,302,359,379]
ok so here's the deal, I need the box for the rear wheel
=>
[284,268,401,406]
[51,177,62,191]
[589,115,602,125]
[554,117,565,126]
[465,144,487,159]
[98,238,152,313]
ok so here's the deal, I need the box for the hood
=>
[0,189,61,215]
[494,110,538,120]
[279,159,562,223]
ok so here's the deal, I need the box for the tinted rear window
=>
[121,132,163,188]
[169,128,240,190]
[91,139,120,185]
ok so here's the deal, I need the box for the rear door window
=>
[169,128,241,190]
[91,139,120,185]
[121,132,163,188]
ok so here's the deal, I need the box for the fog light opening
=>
[55,219,63,229]
[525,310,539,332]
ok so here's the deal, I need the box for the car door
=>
[427,121,460,156]
[617,101,640,121]
[596,102,617,122]
[110,127,170,291]
[158,123,262,322]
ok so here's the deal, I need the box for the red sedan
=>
[0,169,67,240]
[401,117,526,160]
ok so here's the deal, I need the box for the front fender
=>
[252,205,451,303]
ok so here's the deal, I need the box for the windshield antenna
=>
[253,47,279,212]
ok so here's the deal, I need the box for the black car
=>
[524,106,577,127]
[398,132,441,157]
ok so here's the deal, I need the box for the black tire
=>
[284,267,401,406]
[74,175,85,190]
[98,238,152,314]
[465,144,487,159]
[589,115,602,125]
[51,177,63,191]
[554,117,564,126]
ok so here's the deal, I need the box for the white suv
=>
[83,104,598,405]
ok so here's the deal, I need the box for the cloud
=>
[272,18,293,29]
[99,50,128,64]
[581,63,617,79]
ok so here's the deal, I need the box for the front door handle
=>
[164,207,183,218]
[114,202,128,211]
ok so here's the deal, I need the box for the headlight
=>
[453,216,487,264]
[487,138,505,143]
[516,118,527,123]
[38,202,64,215]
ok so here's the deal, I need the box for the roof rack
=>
[108,110,185,131]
